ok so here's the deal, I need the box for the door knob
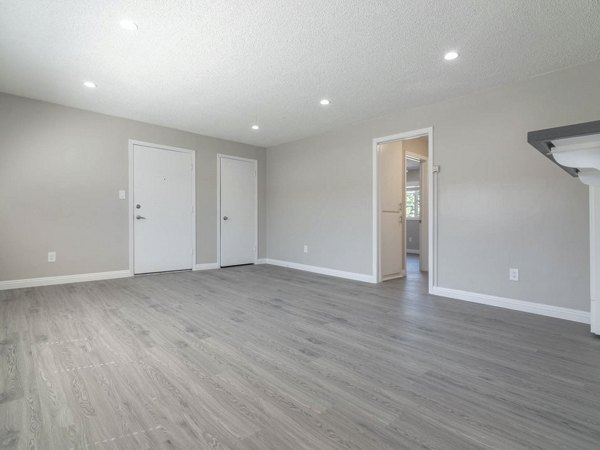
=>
[136,215,146,220]
[223,216,229,221]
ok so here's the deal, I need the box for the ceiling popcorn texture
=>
[1,0,599,147]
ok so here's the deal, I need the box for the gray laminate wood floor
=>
[1,264,599,449]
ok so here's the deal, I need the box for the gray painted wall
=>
[266,60,600,312]
[0,93,266,281]
[406,220,420,252]
[406,168,420,185]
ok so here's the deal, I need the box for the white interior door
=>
[219,156,257,267]
[379,141,406,280]
[133,144,194,274]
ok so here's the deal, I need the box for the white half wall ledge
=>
[0,270,131,291]
[264,259,377,283]
[431,286,590,324]
[193,263,219,271]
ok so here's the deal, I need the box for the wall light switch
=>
[118,190,126,200]
[303,245,308,253]
[509,268,519,281]
[48,251,56,263]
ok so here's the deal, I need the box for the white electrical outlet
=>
[118,190,126,200]
[48,251,56,262]
[303,245,308,253]
[509,268,519,281]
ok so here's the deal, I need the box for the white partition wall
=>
[590,187,600,334]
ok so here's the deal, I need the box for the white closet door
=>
[220,156,257,267]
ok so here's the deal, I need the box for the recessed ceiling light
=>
[251,125,260,130]
[120,20,138,31]
[320,98,331,106]
[444,51,459,61]
[83,81,96,88]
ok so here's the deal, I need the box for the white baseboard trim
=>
[0,270,131,291]
[193,263,219,271]
[431,286,590,324]
[264,259,376,283]
[194,260,268,270]
[407,249,420,254]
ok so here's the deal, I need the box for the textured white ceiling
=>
[1,0,599,147]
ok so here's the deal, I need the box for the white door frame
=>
[128,140,196,275]
[372,127,437,291]
[216,154,258,267]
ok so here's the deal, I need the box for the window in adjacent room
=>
[406,186,420,220]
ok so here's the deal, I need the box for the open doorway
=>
[404,136,429,277]
[373,128,435,287]
[406,157,422,276]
